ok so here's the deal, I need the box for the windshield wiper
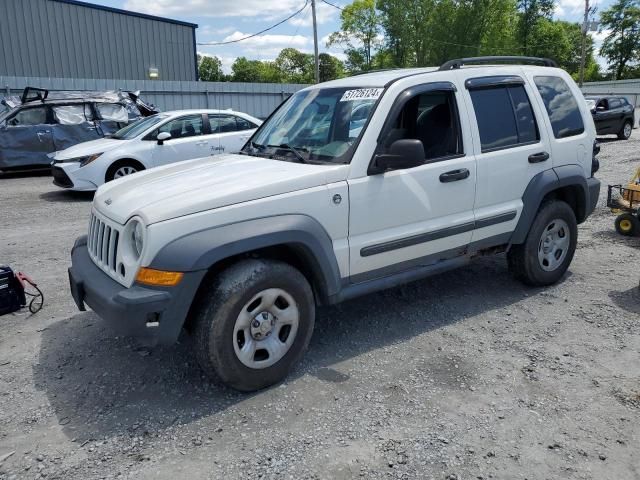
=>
[239,141,265,156]
[268,143,309,163]
[250,141,266,150]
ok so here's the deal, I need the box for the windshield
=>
[111,114,168,140]
[243,86,383,164]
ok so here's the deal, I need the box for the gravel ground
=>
[1,136,639,480]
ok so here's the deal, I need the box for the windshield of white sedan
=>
[111,114,168,140]
[244,87,382,164]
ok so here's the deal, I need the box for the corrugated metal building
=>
[0,0,198,81]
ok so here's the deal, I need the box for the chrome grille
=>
[87,212,120,274]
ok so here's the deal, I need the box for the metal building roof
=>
[51,0,198,28]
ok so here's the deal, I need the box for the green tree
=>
[197,54,225,81]
[327,0,381,72]
[599,0,640,79]
[517,0,555,55]
[318,53,346,82]
[229,57,286,83]
[527,19,586,75]
[436,0,519,63]
[275,48,314,83]
[231,57,266,82]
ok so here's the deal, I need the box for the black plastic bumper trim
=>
[69,236,205,345]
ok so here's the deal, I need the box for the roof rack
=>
[349,68,399,77]
[439,56,557,71]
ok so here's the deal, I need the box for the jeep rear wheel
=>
[192,259,315,392]
[508,200,577,286]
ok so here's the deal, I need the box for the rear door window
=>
[533,76,584,139]
[209,114,238,133]
[235,116,257,131]
[157,115,203,139]
[609,98,622,109]
[469,84,539,152]
[52,104,92,125]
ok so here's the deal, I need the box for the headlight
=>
[132,221,144,258]
[79,153,103,167]
[123,217,145,261]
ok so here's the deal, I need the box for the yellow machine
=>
[607,167,640,236]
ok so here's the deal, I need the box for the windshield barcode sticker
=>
[340,88,384,102]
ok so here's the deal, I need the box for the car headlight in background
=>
[50,153,103,166]
[79,153,103,167]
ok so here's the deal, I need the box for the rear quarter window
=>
[534,76,584,139]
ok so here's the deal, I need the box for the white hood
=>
[93,154,348,225]
[52,138,127,160]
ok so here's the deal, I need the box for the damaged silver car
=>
[0,87,159,171]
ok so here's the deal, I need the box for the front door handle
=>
[439,168,470,183]
[528,151,549,163]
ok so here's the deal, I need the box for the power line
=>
[284,2,310,51]
[321,0,343,10]
[197,2,309,46]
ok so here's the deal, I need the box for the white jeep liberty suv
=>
[68,57,600,391]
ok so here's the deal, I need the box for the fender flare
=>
[510,165,589,245]
[149,214,343,301]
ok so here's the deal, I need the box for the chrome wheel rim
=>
[624,123,632,138]
[114,166,138,178]
[538,219,570,272]
[233,288,299,369]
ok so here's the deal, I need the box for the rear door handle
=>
[439,168,470,183]
[528,151,549,163]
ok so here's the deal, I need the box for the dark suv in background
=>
[585,95,636,140]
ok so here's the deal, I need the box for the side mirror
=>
[370,139,425,174]
[157,131,171,145]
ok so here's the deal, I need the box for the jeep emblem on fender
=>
[333,194,342,205]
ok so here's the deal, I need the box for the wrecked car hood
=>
[94,154,348,225]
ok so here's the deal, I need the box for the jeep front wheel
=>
[192,259,315,392]
[508,200,577,286]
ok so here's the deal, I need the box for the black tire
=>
[192,259,315,392]
[617,120,633,140]
[105,160,144,182]
[508,200,578,287]
[614,213,639,236]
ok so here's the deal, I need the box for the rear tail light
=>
[591,140,600,176]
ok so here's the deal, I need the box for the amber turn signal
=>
[136,267,183,286]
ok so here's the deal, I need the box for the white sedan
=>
[50,109,262,191]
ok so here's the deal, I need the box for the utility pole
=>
[579,0,590,87]
[311,0,320,84]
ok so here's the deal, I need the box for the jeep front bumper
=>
[68,235,205,345]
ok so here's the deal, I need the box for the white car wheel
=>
[113,165,138,178]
